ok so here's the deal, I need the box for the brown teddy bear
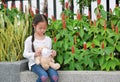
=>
[35,47,60,70]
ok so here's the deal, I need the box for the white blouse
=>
[23,35,52,70]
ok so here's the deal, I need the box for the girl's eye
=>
[39,27,42,29]
[39,27,46,29]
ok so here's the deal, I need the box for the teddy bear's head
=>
[41,48,52,57]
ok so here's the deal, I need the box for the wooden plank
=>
[109,0,115,11]
[83,6,88,16]
[74,0,79,19]
[91,1,97,20]
[7,1,12,9]
[31,0,37,14]
[48,0,54,18]
[15,1,20,10]
[56,0,62,19]
[39,0,44,14]
[22,0,28,13]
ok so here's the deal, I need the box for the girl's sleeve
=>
[48,37,52,49]
[23,38,35,60]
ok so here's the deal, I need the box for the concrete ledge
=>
[0,59,28,82]
[20,70,120,82]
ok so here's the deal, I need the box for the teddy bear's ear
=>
[41,48,52,57]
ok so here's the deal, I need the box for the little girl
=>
[23,14,58,82]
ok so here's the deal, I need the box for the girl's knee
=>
[52,75,58,82]
[41,76,48,82]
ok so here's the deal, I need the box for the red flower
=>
[83,42,87,50]
[29,7,34,17]
[1,0,5,3]
[101,42,104,49]
[111,22,115,31]
[65,2,69,9]
[89,20,93,26]
[94,20,96,27]
[115,26,119,34]
[74,35,76,44]
[62,21,66,29]
[52,15,56,22]
[35,8,39,14]
[104,20,106,30]
[71,46,75,54]
[92,43,94,48]
[61,13,65,21]
[97,0,101,5]
[54,37,57,43]
[77,11,81,20]
[3,3,7,8]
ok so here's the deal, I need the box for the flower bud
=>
[97,0,101,5]
[92,43,94,48]
[101,42,104,49]
[54,37,57,43]
[65,2,69,9]
[71,46,75,54]
[83,42,87,50]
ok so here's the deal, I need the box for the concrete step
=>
[20,70,120,82]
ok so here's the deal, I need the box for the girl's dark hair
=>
[31,14,48,52]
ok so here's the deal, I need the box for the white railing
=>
[1,0,120,20]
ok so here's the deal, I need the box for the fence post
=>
[36,0,40,13]
[20,0,23,11]
[106,0,109,21]
[53,0,56,19]
[116,0,119,6]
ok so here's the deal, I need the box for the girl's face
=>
[34,22,47,36]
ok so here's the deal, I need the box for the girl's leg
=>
[31,64,48,82]
[47,68,58,82]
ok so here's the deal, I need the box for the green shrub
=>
[0,4,32,62]
[46,4,120,71]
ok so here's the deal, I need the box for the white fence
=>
[1,0,120,20]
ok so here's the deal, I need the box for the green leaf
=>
[99,56,105,66]
[75,63,83,70]
[64,57,72,64]
[80,28,84,38]
[116,45,120,52]
[106,37,114,45]
[101,62,108,70]
[104,47,115,55]
[69,61,75,70]
[88,59,94,69]
[100,10,107,18]
[57,55,63,64]
[93,39,100,46]
[74,53,83,61]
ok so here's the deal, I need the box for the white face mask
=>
[41,48,52,57]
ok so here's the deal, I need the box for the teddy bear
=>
[35,47,60,70]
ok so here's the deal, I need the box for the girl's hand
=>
[51,50,56,57]
[34,48,42,57]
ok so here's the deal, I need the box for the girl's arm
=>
[23,38,35,60]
